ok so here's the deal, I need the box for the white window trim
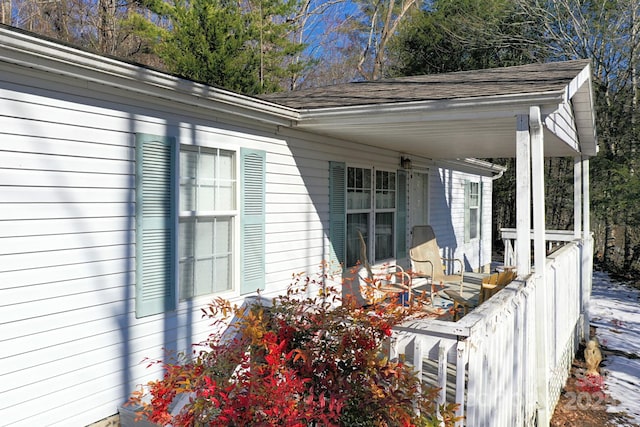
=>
[467,180,481,242]
[346,165,398,266]
[176,144,240,305]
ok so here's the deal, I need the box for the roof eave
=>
[295,91,567,127]
[0,25,300,126]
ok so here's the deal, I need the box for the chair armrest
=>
[441,257,464,275]
[409,258,435,278]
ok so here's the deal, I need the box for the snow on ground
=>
[589,270,640,424]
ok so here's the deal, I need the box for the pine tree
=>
[128,0,305,94]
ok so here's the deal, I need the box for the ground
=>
[551,338,638,427]
[551,271,640,427]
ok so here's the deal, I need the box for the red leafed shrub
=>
[129,269,459,426]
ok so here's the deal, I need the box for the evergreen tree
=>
[128,0,305,94]
[389,0,543,76]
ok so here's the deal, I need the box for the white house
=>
[0,24,597,426]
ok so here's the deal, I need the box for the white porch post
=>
[515,114,531,276]
[582,157,590,239]
[574,156,583,239]
[531,106,551,426]
[531,107,546,277]
[582,157,593,340]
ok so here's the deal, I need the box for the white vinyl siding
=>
[428,169,492,272]
[0,54,495,426]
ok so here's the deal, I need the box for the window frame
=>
[177,145,239,301]
[466,180,481,242]
[345,165,397,267]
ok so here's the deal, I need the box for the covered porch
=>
[278,60,598,426]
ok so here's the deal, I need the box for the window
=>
[179,147,236,299]
[345,167,396,266]
[466,181,480,241]
[136,133,265,318]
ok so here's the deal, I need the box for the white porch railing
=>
[391,236,593,427]
[501,228,578,268]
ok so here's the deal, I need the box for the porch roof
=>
[263,60,597,159]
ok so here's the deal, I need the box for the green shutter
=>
[240,148,266,294]
[396,169,407,259]
[464,179,470,243]
[135,133,176,318]
[329,162,346,269]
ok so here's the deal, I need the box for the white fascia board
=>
[0,27,299,126]
[437,158,508,177]
[565,63,598,156]
[545,101,580,153]
[565,63,592,101]
[295,91,567,128]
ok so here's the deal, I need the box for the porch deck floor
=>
[411,271,486,314]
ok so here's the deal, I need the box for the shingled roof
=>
[262,60,592,110]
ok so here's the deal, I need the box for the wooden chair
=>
[446,269,518,320]
[409,225,464,301]
[478,269,517,304]
[357,231,412,305]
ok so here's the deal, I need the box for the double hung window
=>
[466,181,480,241]
[179,147,236,299]
[345,167,396,267]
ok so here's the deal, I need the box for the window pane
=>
[180,149,198,179]
[196,220,214,257]
[363,169,371,189]
[217,180,235,211]
[469,182,480,208]
[348,189,371,210]
[199,151,216,180]
[347,167,371,210]
[376,170,396,209]
[179,220,195,300]
[198,152,216,211]
[348,167,355,188]
[180,150,197,211]
[470,208,479,239]
[215,150,236,211]
[375,212,394,260]
[195,257,214,296]
[180,183,196,212]
[214,256,232,292]
[346,213,369,267]
[215,217,232,253]
[198,185,215,211]
[179,260,194,301]
[179,219,195,259]
[218,150,234,179]
[376,191,395,209]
